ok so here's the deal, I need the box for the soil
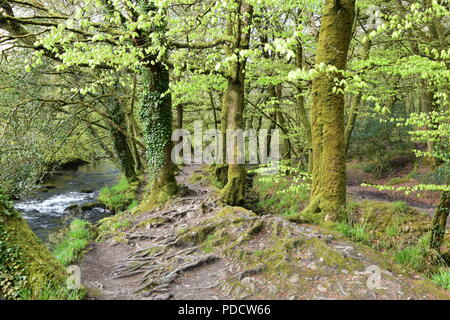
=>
[79,165,450,300]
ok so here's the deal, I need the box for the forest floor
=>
[346,161,446,224]
[80,165,449,300]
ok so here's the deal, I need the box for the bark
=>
[213,90,229,188]
[104,92,138,181]
[220,1,253,206]
[302,0,355,222]
[430,189,450,253]
[295,42,313,171]
[140,62,177,196]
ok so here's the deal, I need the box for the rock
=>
[153,293,173,300]
[308,262,317,270]
[36,187,49,193]
[64,204,80,212]
[317,284,327,293]
[81,202,105,211]
[81,189,94,193]
[288,274,299,283]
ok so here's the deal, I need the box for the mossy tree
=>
[290,0,355,222]
[219,1,253,206]
[103,85,139,182]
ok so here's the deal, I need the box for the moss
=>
[308,238,363,272]
[0,208,67,299]
[220,164,246,206]
[98,176,140,213]
[136,217,169,229]
[97,213,132,241]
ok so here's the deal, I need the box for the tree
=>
[290,0,355,222]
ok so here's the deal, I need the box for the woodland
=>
[0,0,449,300]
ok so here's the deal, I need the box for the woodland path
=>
[80,165,449,300]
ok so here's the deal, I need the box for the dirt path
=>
[80,166,449,300]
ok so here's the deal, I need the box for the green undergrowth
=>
[53,219,94,266]
[331,200,449,290]
[252,175,309,217]
[98,176,140,213]
[18,281,87,300]
[431,268,450,290]
[97,212,132,243]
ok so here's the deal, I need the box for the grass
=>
[53,219,93,266]
[336,222,371,243]
[394,246,426,271]
[19,281,87,300]
[98,176,139,212]
[431,269,450,291]
[253,175,309,217]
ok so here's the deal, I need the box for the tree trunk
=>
[213,89,229,188]
[297,0,355,222]
[430,190,450,253]
[140,62,177,198]
[105,93,138,181]
[220,1,253,206]
[344,37,372,154]
[220,78,247,205]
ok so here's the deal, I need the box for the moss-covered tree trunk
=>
[140,63,177,199]
[105,93,138,181]
[213,90,230,188]
[136,1,177,201]
[0,204,66,299]
[298,0,355,222]
[219,1,253,206]
[430,190,449,253]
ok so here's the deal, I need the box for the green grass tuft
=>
[53,219,92,266]
[431,269,450,291]
[98,177,139,212]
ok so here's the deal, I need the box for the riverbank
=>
[14,161,120,242]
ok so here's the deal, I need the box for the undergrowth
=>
[98,176,139,212]
[53,219,93,266]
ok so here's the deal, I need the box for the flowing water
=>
[14,161,120,241]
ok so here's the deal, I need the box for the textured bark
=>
[295,42,313,171]
[213,90,229,187]
[105,93,138,181]
[303,0,355,222]
[220,1,253,206]
[141,62,177,196]
[430,190,450,253]
[220,78,247,205]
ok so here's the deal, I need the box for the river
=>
[14,161,120,242]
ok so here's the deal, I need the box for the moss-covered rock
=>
[0,204,67,299]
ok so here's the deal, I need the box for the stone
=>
[64,204,79,212]
[317,284,327,293]
[289,274,299,283]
